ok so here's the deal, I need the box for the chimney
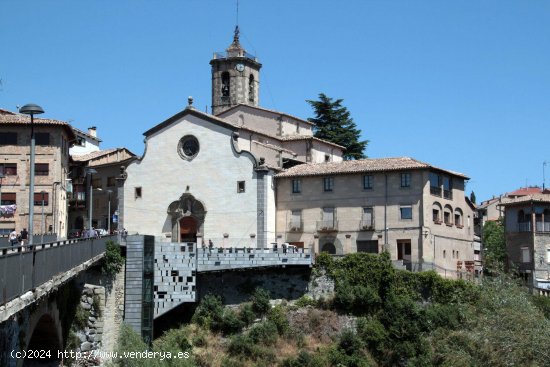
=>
[88,126,97,138]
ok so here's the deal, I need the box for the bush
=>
[531,294,550,319]
[357,316,387,354]
[220,309,245,335]
[192,294,224,329]
[251,287,271,315]
[295,295,316,308]
[102,240,124,276]
[248,321,278,346]
[239,303,256,326]
[267,305,289,335]
[281,351,325,367]
[228,334,275,361]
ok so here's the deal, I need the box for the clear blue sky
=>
[2,0,549,202]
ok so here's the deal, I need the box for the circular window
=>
[178,135,200,160]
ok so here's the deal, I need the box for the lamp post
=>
[87,168,97,233]
[19,104,44,247]
[40,190,46,244]
[106,190,113,234]
[0,172,5,218]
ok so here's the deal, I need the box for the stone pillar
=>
[314,234,320,255]
[255,167,269,249]
[345,234,352,254]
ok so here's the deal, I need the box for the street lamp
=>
[40,190,46,244]
[19,103,44,246]
[0,172,5,218]
[106,190,113,234]
[87,168,97,232]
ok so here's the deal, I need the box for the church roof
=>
[143,107,238,137]
[217,103,315,126]
[275,157,469,179]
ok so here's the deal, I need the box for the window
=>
[433,209,441,223]
[92,178,102,189]
[107,176,116,187]
[321,207,335,229]
[400,206,412,220]
[454,208,463,227]
[521,247,530,263]
[35,163,49,176]
[400,172,411,188]
[0,132,17,145]
[362,207,374,229]
[323,177,334,192]
[178,135,200,160]
[135,187,142,199]
[248,75,255,102]
[33,192,49,206]
[444,211,451,225]
[357,240,378,253]
[443,176,452,199]
[35,132,50,145]
[547,248,550,263]
[363,175,373,190]
[0,163,17,175]
[76,137,86,147]
[430,172,441,196]
[221,72,230,99]
[237,181,245,193]
[443,250,446,258]
[0,192,16,205]
[292,179,301,194]
[324,154,330,162]
[290,210,302,230]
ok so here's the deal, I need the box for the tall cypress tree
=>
[307,93,368,160]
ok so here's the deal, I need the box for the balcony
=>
[359,220,374,231]
[288,221,303,232]
[518,222,532,232]
[535,221,550,233]
[443,190,453,200]
[316,220,338,232]
[430,187,442,196]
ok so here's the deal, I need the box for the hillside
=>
[112,252,550,367]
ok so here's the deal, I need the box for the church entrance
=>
[179,217,198,243]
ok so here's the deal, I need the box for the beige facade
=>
[276,158,476,278]
[0,109,75,238]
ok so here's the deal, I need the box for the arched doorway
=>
[321,243,336,254]
[180,216,198,243]
[26,314,62,365]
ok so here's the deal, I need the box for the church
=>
[122,28,477,276]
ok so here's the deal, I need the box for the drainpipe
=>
[384,174,388,248]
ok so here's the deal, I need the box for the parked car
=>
[68,229,81,239]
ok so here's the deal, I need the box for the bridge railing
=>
[0,236,114,306]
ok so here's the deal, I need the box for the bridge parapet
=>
[197,247,313,272]
[0,236,112,308]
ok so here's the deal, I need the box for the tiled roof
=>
[499,194,550,206]
[507,187,544,197]
[217,103,315,126]
[71,149,118,162]
[275,157,469,179]
[280,135,346,149]
[0,109,76,141]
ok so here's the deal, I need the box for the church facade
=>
[122,28,476,277]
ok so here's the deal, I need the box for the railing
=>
[212,51,258,61]
[535,221,550,232]
[316,220,338,232]
[359,220,374,231]
[518,222,532,232]
[0,236,112,306]
[430,187,442,196]
[0,234,57,248]
[288,221,303,232]
[443,190,453,199]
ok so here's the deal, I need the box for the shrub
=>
[220,309,245,335]
[248,321,278,346]
[239,303,256,326]
[295,295,316,308]
[192,294,224,329]
[281,351,325,367]
[531,294,550,319]
[357,316,387,354]
[251,287,271,315]
[267,305,289,335]
[102,240,124,276]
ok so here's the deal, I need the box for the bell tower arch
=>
[210,26,262,115]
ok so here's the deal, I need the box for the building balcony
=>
[288,221,303,232]
[359,220,374,231]
[316,220,338,232]
[430,187,442,196]
[443,190,453,200]
[535,221,550,233]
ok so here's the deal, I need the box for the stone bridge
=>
[0,236,112,367]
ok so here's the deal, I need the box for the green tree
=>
[482,219,506,272]
[307,93,368,160]
[469,191,476,204]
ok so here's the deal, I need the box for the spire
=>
[227,25,243,53]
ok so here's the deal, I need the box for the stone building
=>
[275,158,476,275]
[121,28,477,278]
[0,108,75,237]
[499,194,550,290]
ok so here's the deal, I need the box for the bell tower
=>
[210,26,262,115]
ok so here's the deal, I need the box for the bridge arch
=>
[25,300,63,364]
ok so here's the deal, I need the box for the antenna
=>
[236,0,239,28]
[544,161,547,190]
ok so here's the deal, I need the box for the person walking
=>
[20,228,28,248]
[9,230,18,248]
